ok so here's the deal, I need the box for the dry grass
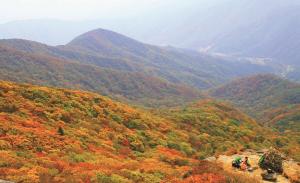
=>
[179,161,262,183]
[225,171,261,183]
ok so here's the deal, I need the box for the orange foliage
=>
[0,80,295,182]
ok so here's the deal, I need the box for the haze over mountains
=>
[1,0,300,83]
[0,28,280,107]
[1,0,299,67]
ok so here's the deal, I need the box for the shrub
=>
[36,146,44,152]
[167,141,195,156]
[68,152,95,163]
[111,114,122,123]
[93,97,101,104]
[229,119,242,126]
[124,119,148,130]
[254,135,265,143]
[259,149,283,173]
[167,141,181,151]
[16,151,33,158]
[195,150,212,160]
[21,89,49,102]
[94,173,130,183]
[0,103,18,113]
[89,108,99,118]
[103,109,110,116]
[120,169,162,183]
[128,136,145,153]
[274,138,288,148]
[174,158,190,166]
[60,112,72,123]
[180,142,195,156]
[69,153,86,163]
[0,140,11,150]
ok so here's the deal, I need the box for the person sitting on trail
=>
[240,156,251,170]
[232,157,242,168]
[244,157,251,167]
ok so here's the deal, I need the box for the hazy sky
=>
[0,0,163,23]
[0,0,219,24]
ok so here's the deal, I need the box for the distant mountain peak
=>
[67,28,146,54]
[69,28,128,43]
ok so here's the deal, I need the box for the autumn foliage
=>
[0,80,296,182]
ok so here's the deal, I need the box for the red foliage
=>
[158,146,183,157]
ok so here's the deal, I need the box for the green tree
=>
[58,127,65,136]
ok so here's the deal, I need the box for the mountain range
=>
[1,0,299,70]
[0,45,205,107]
[0,28,278,107]
[1,26,299,138]
[1,27,299,133]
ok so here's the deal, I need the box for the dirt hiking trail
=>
[207,150,299,183]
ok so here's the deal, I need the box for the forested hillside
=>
[156,100,272,156]
[0,81,296,182]
[0,28,275,91]
[0,46,202,107]
[210,74,300,160]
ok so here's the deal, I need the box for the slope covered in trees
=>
[0,45,203,107]
[0,80,296,182]
[210,74,300,153]
[155,100,272,156]
[0,28,275,90]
